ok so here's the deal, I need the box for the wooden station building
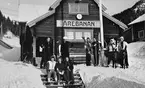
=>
[26,0,128,60]
[125,13,145,42]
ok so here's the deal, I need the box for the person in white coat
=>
[46,56,57,82]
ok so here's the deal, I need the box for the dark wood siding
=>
[133,22,145,41]
[103,16,121,43]
[34,15,55,37]
[55,0,100,40]
[124,28,132,43]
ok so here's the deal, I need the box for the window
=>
[138,30,144,38]
[75,32,82,39]
[84,32,91,39]
[69,3,89,15]
[64,29,93,42]
[66,32,74,39]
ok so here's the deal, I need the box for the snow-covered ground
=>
[0,40,145,88]
[75,41,145,88]
[0,59,45,88]
[0,33,20,61]
[1,47,21,61]
[2,36,20,48]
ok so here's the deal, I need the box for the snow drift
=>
[0,59,45,88]
[75,41,145,88]
[1,47,20,61]
[127,41,145,57]
[0,33,21,61]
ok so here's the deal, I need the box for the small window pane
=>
[75,32,82,39]
[84,32,91,39]
[138,30,144,38]
[66,32,74,39]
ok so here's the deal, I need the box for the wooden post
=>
[0,22,3,39]
[33,36,36,58]
[99,0,105,66]
[131,25,134,41]
[99,0,104,48]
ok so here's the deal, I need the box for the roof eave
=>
[27,10,55,27]
[49,0,107,11]
[102,12,128,30]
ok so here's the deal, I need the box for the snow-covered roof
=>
[49,0,107,11]
[129,14,145,25]
[27,11,128,30]
[27,10,55,27]
[27,0,128,30]
[102,12,128,30]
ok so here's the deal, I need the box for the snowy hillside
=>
[0,31,21,61]
[2,31,20,47]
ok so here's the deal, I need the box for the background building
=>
[126,13,145,42]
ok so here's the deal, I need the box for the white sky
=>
[0,0,140,21]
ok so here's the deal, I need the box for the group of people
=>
[40,37,70,69]
[39,37,73,84]
[106,36,129,68]
[82,36,129,68]
[46,56,74,84]
[39,36,129,83]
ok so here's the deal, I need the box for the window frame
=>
[68,3,89,15]
[138,30,144,39]
[64,29,93,42]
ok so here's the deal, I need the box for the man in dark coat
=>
[43,37,53,68]
[55,57,67,83]
[64,57,74,84]
[61,38,70,62]
[92,38,99,66]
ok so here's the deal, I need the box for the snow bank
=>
[0,36,21,61]
[127,42,145,57]
[2,37,20,47]
[0,59,45,88]
[2,47,20,61]
[0,45,9,52]
[75,65,145,88]
[88,77,145,88]
[74,42,145,88]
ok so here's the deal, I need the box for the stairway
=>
[40,72,85,88]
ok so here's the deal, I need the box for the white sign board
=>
[57,20,100,28]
